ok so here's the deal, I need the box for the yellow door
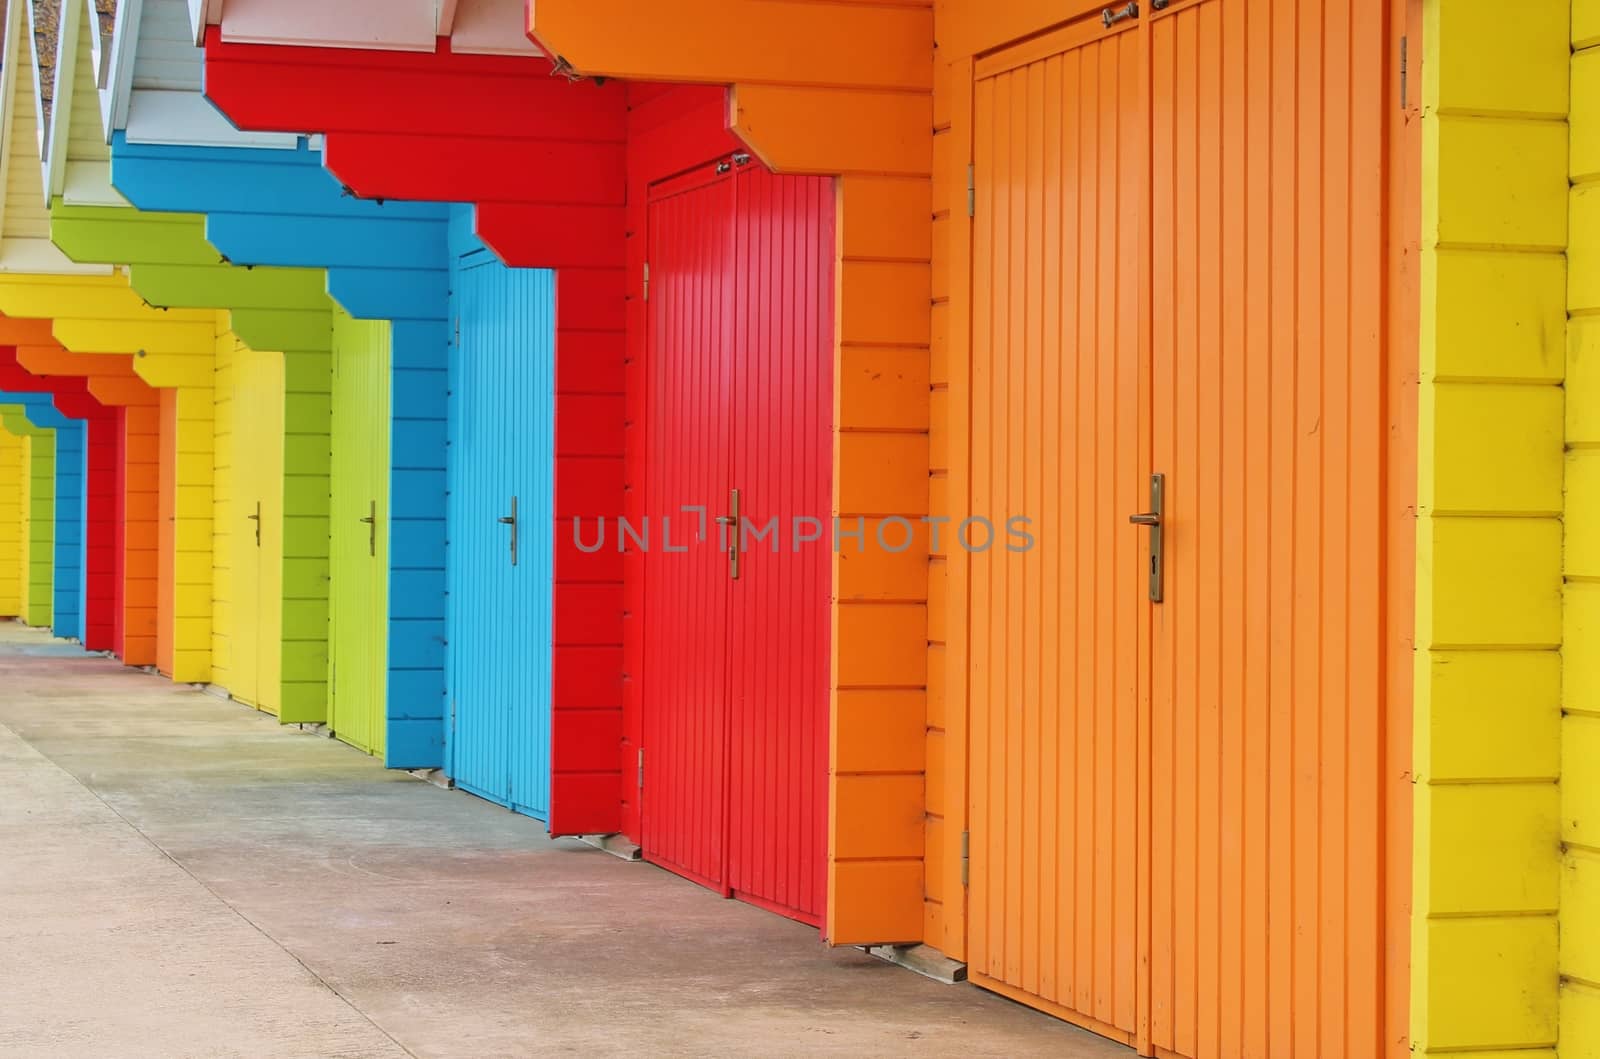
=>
[229,340,285,714]
[0,426,22,617]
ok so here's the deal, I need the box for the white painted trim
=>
[104,0,145,137]
[62,160,128,206]
[0,237,113,275]
[43,0,85,202]
[125,88,299,149]
[0,0,22,234]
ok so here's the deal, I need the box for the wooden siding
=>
[132,0,202,90]
[0,423,22,615]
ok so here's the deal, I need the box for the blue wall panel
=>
[111,135,451,768]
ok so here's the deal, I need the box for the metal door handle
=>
[1129,473,1164,603]
[498,496,518,567]
[716,488,741,581]
[247,501,261,548]
[360,500,376,557]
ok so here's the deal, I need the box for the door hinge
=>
[1399,35,1408,109]
[450,696,457,730]
[642,261,650,303]
[637,747,644,788]
[454,316,460,347]
[966,163,975,218]
[960,830,970,887]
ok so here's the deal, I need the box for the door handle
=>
[359,500,376,558]
[246,500,261,548]
[498,496,518,567]
[1128,473,1164,603]
[715,488,741,581]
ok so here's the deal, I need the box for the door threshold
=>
[577,833,643,861]
[407,768,454,790]
[867,944,968,985]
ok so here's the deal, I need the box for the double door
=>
[640,159,833,926]
[229,340,284,714]
[445,255,555,819]
[329,312,391,757]
[966,2,1391,1055]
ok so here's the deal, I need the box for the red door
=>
[641,164,736,894]
[642,156,833,926]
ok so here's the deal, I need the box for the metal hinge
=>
[637,748,645,788]
[450,697,457,730]
[966,163,975,218]
[454,316,460,347]
[1399,35,1408,109]
[643,261,650,303]
[960,831,970,887]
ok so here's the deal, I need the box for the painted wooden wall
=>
[0,408,55,627]
[0,272,221,670]
[0,422,22,616]
[48,203,335,716]
[1566,1,1600,1051]
[202,35,631,829]
[108,134,453,768]
[0,348,120,650]
[1413,3,1567,1055]
[529,0,934,951]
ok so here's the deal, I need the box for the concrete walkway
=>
[0,623,1125,1059]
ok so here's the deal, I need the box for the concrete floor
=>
[0,623,1127,1059]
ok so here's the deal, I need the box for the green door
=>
[328,311,391,756]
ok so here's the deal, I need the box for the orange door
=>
[1146,2,1388,1056]
[967,2,1391,1056]
[968,17,1146,1044]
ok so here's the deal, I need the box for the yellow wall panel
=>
[1419,783,1560,915]
[1426,383,1563,515]
[1423,0,1567,119]
[1420,917,1559,1052]
[1571,319,1600,443]
[1564,982,1600,1058]
[0,427,22,617]
[1569,10,1600,1050]
[1416,2,1568,1052]
[1424,249,1566,383]
[1420,652,1560,782]
[1427,116,1568,251]
[1422,518,1563,649]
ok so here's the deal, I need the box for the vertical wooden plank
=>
[1318,4,1352,1056]
[1267,0,1299,1052]
[1217,0,1249,1053]
[1148,9,1177,1044]
[1241,0,1274,1052]
[944,53,977,964]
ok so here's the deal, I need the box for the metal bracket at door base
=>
[1102,1,1138,27]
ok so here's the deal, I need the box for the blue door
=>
[445,235,555,820]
